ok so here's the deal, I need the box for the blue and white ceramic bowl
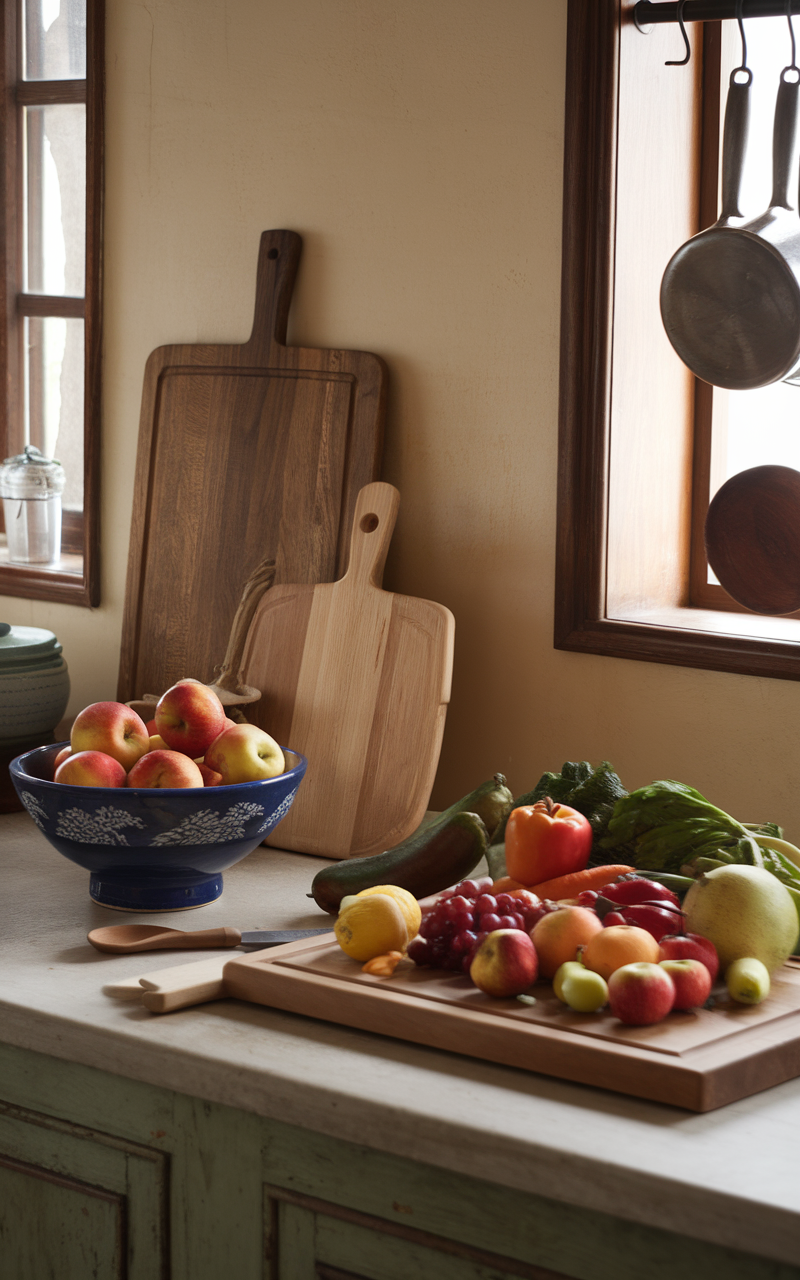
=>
[11,742,307,911]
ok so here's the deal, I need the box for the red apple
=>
[52,745,72,776]
[469,929,538,997]
[154,681,227,759]
[204,722,285,783]
[145,718,158,735]
[197,761,224,786]
[659,958,712,1011]
[127,749,204,789]
[607,961,675,1025]
[55,750,127,788]
[658,932,720,983]
[70,701,150,771]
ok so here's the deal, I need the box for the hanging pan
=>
[705,464,800,615]
[661,21,800,390]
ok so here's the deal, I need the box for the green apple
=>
[553,960,585,1003]
[561,967,609,1013]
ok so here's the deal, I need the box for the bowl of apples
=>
[10,680,307,911]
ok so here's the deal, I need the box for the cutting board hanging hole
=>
[268,247,278,259]
[361,513,379,533]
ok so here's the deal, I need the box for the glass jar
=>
[0,445,66,565]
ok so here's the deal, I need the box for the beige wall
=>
[5,0,800,841]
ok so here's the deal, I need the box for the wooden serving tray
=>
[222,939,800,1112]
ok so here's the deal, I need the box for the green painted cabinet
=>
[1,1041,797,1280]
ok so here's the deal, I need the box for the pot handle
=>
[719,69,752,225]
[770,67,800,211]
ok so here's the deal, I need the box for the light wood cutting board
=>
[222,942,800,1112]
[117,229,386,705]
[240,482,455,859]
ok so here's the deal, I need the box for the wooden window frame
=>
[0,0,103,607]
[556,0,800,681]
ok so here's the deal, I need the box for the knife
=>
[238,929,332,950]
[88,924,333,954]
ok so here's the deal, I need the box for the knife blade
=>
[238,928,333,950]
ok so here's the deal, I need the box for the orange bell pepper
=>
[505,796,592,887]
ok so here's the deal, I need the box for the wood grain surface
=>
[222,940,800,1112]
[117,229,387,705]
[240,482,455,859]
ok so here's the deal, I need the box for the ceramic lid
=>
[0,445,66,499]
[0,622,65,673]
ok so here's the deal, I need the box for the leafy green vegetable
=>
[491,761,629,866]
[601,780,780,877]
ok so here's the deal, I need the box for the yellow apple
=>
[204,723,285,784]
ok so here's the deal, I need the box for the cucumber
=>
[426,772,514,837]
[309,810,489,915]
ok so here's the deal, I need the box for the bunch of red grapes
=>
[407,877,559,974]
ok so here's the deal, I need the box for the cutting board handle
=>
[343,482,401,588]
[243,229,303,363]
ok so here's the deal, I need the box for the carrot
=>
[490,875,526,893]
[522,864,635,901]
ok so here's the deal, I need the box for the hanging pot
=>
[661,65,800,390]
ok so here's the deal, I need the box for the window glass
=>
[23,316,84,511]
[24,103,86,296]
[715,18,800,523]
[23,0,87,81]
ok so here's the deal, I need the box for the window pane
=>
[24,104,86,296]
[23,0,87,81]
[708,19,800,585]
[24,316,84,512]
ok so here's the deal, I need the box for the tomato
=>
[504,797,592,887]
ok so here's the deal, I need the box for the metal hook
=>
[731,0,753,85]
[665,0,690,66]
[787,0,798,75]
[736,0,748,72]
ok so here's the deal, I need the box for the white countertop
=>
[1,810,799,1266]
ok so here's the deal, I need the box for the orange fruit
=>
[581,924,660,981]
[530,906,604,979]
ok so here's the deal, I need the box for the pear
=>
[683,865,798,975]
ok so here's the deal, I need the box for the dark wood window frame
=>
[0,0,103,607]
[556,0,800,681]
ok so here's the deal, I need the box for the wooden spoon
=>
[704,465,800,616]
[87,925,243,954]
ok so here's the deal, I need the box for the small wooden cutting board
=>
[240,482,455,859]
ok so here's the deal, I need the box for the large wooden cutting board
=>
[240,482,455,859]
[221,939,800,1112]
[117,230,386,705]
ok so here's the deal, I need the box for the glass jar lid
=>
[0,445,66,499]
[0,622,65,673]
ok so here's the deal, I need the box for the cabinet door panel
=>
[0,1155,123,1280]
[0,1100,168,1280]
[268,1193,569,1280]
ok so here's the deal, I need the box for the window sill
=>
[0,542,89,605]
[557,606,800,681]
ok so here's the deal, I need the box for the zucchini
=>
[309,810,489,914]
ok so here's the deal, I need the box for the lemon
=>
[334,893,410,961]
[354,885,422,939]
